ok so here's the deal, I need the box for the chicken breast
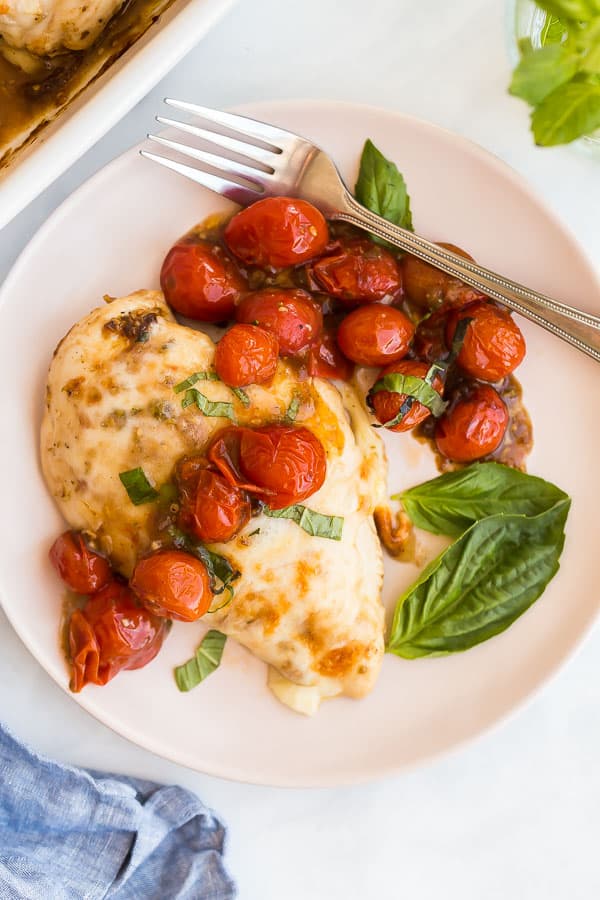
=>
[41,291,387,712]
[0,0,123,55]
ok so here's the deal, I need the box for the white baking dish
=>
[0,0,236,231]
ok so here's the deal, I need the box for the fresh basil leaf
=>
[580,20,600,73]
[174,630,227,691]
[231,387,250,408]
[397,462,569,537]
[118,467,159,505]
[370,373,447,419]
[284,394,301,424]
[387,499,570,658]
[355,139,413,237]
[532,79,600,145]
[536,0,600,22]
[181,388,237,421]
[510,45,579,105]
[264,505,344,540]
[174,371,219,393]
[540,12,568,45]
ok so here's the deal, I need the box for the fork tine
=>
[156,116,277,169]
[147,134,269,188]
[163,99,297,150]
[139,150,262,206]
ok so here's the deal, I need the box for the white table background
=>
[2,1,600,897]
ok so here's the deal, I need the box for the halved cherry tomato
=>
[307,327,354,381]
[309,237,402,306]
[401,242,486,310]
[177,462,251,544]
[239,425,327,509]
[69,581,168,692]
[160,238,247,321]
[370,359,444,432]
[49,530,112,594]
[336,304,414,366]
[446,301,526,382]
[224,197,329,269]
[215,323,279,387]
[235,288,323,356]
[435,384,508,462]
[131,550,213,622]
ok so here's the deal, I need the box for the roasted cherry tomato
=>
[309,237,402,306]
[160,237,247,321]
[207,427,270,495]
[336,304,414,367]
[177,461,251,544]
[239,425,327,509]
[49,530,112,594]
[370,359,444,432]
[435,384,509,462]
[131,550,213,622]
[69,581,168,692]
[446,301,526,382]
[215,323,279,387]
[412,308,451,363]
[224,197,329,269]
[401,242,486,310]
[307,327,354,381]
[235,288,323,356]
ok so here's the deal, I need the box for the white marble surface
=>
[2,1,600,897]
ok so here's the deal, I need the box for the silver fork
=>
[142,100,600,363]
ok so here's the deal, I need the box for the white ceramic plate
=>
[1,100,599,787]
[0,0,236,231]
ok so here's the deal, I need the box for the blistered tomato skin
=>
[160,238,247,321]
[309,237,402,306]
[215,324,279,387]
[235,288,323,356]
[307,328,354,381]
[435,384,509,462]
[49,530,112,594]
[224,197,329,269]
[370,359,444,432]
[239,425,327,510]
[446,301,526,382]
[131,550,213,622]
[69,581,168,692]
[178,465,251,544]
[337,304,414,367]
[401,242,486,310]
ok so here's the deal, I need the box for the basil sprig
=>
[264,505,344,540]
[181,388,236,421]
[396,462,569,537]
[119,467,159,505]
[355,139,413,243]
[174,630,227,692]
[509,1,600,145]
[387,463,570,658]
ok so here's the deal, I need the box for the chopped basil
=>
[118,467,159,505]
[283,395,301,424]
[181,389,236,421]
[174,630,227,691]
[371,374,447,418]
[231,387,250,408]
[264,505,344,540]
[174,371,219,393]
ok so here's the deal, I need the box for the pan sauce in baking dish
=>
[0,0,175,166]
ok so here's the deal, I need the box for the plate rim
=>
[1,98,599,787]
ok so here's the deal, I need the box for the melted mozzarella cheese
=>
[42,291,387,712]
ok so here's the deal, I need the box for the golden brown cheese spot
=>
[62,376,85,397]
[295,558,320,597]
[316,641,368,678]
[101,409,127,429]
[298,611,324,655]
[103,309,161,344]
[86,386,102,404]
[234,592,290,636]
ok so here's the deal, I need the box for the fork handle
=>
[335,192,600,363]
